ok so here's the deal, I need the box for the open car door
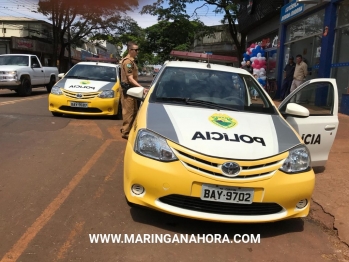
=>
[278,78,338,167]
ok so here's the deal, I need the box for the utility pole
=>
[67,26,72,69]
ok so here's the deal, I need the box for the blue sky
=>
[0,0,224,28]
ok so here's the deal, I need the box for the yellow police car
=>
[49,62,122,118]
[124,61,338,223]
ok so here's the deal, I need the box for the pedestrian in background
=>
[290,54,308,94]
[242,61,253,75]
[120,41,143,140]
[279,56,296,100]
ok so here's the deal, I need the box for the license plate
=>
[201,184,254,204]
[70,102,88,108]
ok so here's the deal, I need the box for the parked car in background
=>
[48,62,122,119]
[0,54,58,96]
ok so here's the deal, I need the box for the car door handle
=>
[325,125,336,131]
[41,70,44,72]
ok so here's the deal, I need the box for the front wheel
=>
[51,112,63,117]
[111,99,122,120]
[46,76,56,93]
[17,77,32,96]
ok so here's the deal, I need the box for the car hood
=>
[55,78,115,92]
[0,65,24,71]
[146,103,301,160]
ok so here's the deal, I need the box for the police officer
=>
[120,42,143,140]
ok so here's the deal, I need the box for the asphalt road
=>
[0,79,348,262]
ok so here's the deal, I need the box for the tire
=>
[112,99,122,120]
[46,76,56,93]
[17,77,32,97]
[51,112,63,117]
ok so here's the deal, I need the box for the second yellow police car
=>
[49,62,122,118]
[123,61,338,223]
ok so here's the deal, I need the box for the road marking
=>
[104,149,124,182]
[93,149,124,199]
[0,139,114,262]
[55,221,85,261]
[93,186,105,199]
[0,95,47,107]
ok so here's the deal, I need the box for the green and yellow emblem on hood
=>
[209,113,238,129]
[80,80,91,85]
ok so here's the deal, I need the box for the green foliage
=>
[37,0,138,70]
[141,0,245,61]
[140,19,210,62]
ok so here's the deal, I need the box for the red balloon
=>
[254,59,260,65]
[250,43,256,48]
[255,65,261,69]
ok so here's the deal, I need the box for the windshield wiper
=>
[156,97,239,111]
[66,76,90,79]
[156,97,188,102]
[186,99,239,111]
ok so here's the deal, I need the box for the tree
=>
[142,19,207,62]
[141,0,246,61]
[37,0,138,71]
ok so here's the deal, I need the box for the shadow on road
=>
[313,166,326,174]
[0,89,48,97]
[55,114,120,121]
[129,206,304,238]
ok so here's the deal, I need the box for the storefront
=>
[10,37,54,66]
[278,0,349,112]
[331,0,349,100]
[238,0,284,88]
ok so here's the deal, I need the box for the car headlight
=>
[2,71,17,75]
[98,90,114,98]
[280,145,311,173]
[51,86,63,95]
[1,71,17,80]
[134,129,178,162]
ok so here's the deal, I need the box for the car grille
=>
[168,141,288,181]
[59,106,102,113]
[62,89,100,99]
[159,195,283,215]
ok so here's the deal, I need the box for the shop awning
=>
[83,57,119,63]
[170,50,238,63]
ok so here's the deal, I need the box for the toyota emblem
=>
[76,93,83,98]
[221,162,241,177]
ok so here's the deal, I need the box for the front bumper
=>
[0,79,21,88]
[124,141,315,223]
[48,93,119,116]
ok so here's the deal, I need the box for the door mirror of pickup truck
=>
[32,63,40,68]
[58,73,65,80]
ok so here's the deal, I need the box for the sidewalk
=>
[274,100,349,246]
[311,112,349,246]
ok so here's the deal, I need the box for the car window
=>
[65,64,117,82]
[280,82,334,116]
[0,56,29,66]
[150,66,275,114]
[31,56,40,67]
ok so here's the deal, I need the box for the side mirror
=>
[127,87,144,101]
[58,73,65,80]
[285,103,309,118]
[32,63,39,68]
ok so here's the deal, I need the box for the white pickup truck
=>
[0,54,59,96]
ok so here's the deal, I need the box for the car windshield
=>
[150,66,275,114]
[64,64,117,82]
[0,56,29,66]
